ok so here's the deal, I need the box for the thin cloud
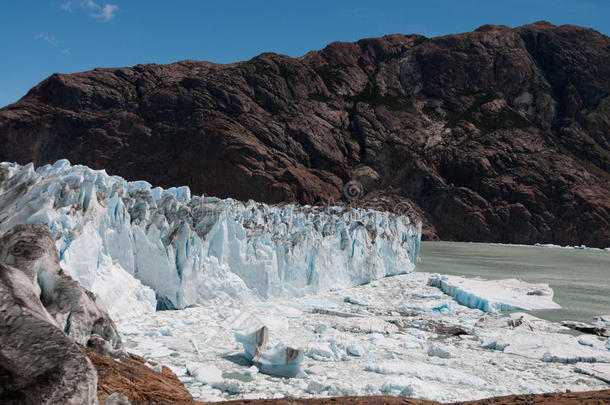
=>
[35,33,71,55]
[35,33,59,46]
[91,4,118,22]
[59,1,118,22]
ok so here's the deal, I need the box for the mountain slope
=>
[1,21,608,246]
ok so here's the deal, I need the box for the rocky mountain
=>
[0,21,608,247]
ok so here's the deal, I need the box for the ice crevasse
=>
[0,160,421,321]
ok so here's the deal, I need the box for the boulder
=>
[0,263,98,404]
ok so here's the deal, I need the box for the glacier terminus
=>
[0,159,421,321]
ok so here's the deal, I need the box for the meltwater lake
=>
[417,242,610,324]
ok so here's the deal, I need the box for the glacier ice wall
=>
[0,160,421,319]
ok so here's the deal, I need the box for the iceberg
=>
[0,160,421,317]
[427,274,560,312]
[234,318,304,378]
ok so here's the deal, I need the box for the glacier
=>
[0,160,421,320]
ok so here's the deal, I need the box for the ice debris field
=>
[1,160,609,402]
[118,273,610,402]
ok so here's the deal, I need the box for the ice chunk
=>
[210,379,242,394]
[186,362,242,393]
[306,381,328,394]
[235,325,269,363]
[428,344,452,359]
[428,274,560,312]
[257,343,305,378]
[234,320,304,378]
[243,366,258,376]
[346,342,364,357]
[186,363,223,385]
[305,336,357,361]
[306,341,337,361]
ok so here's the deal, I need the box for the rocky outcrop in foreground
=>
[85,347,193,404]
[1,21,609,246]
[0,224,123,404]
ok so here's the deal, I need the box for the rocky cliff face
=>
[1,21,608,246]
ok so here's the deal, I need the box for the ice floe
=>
[427,274,561,312]
[480,330,610,363]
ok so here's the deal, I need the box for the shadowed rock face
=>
[0,224,124,405]
[0,224,124,351]
[0,264,99,405]
[0,22,608,246]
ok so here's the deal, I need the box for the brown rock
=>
[85,348,193,404]
[1,22,608,247]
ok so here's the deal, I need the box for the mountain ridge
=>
[1,21,609,246]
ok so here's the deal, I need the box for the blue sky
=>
[1,0,609,108]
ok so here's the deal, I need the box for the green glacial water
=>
[417,241,610,324]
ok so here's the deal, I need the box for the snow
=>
[0,160,421,319]
[427,274,561,312]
